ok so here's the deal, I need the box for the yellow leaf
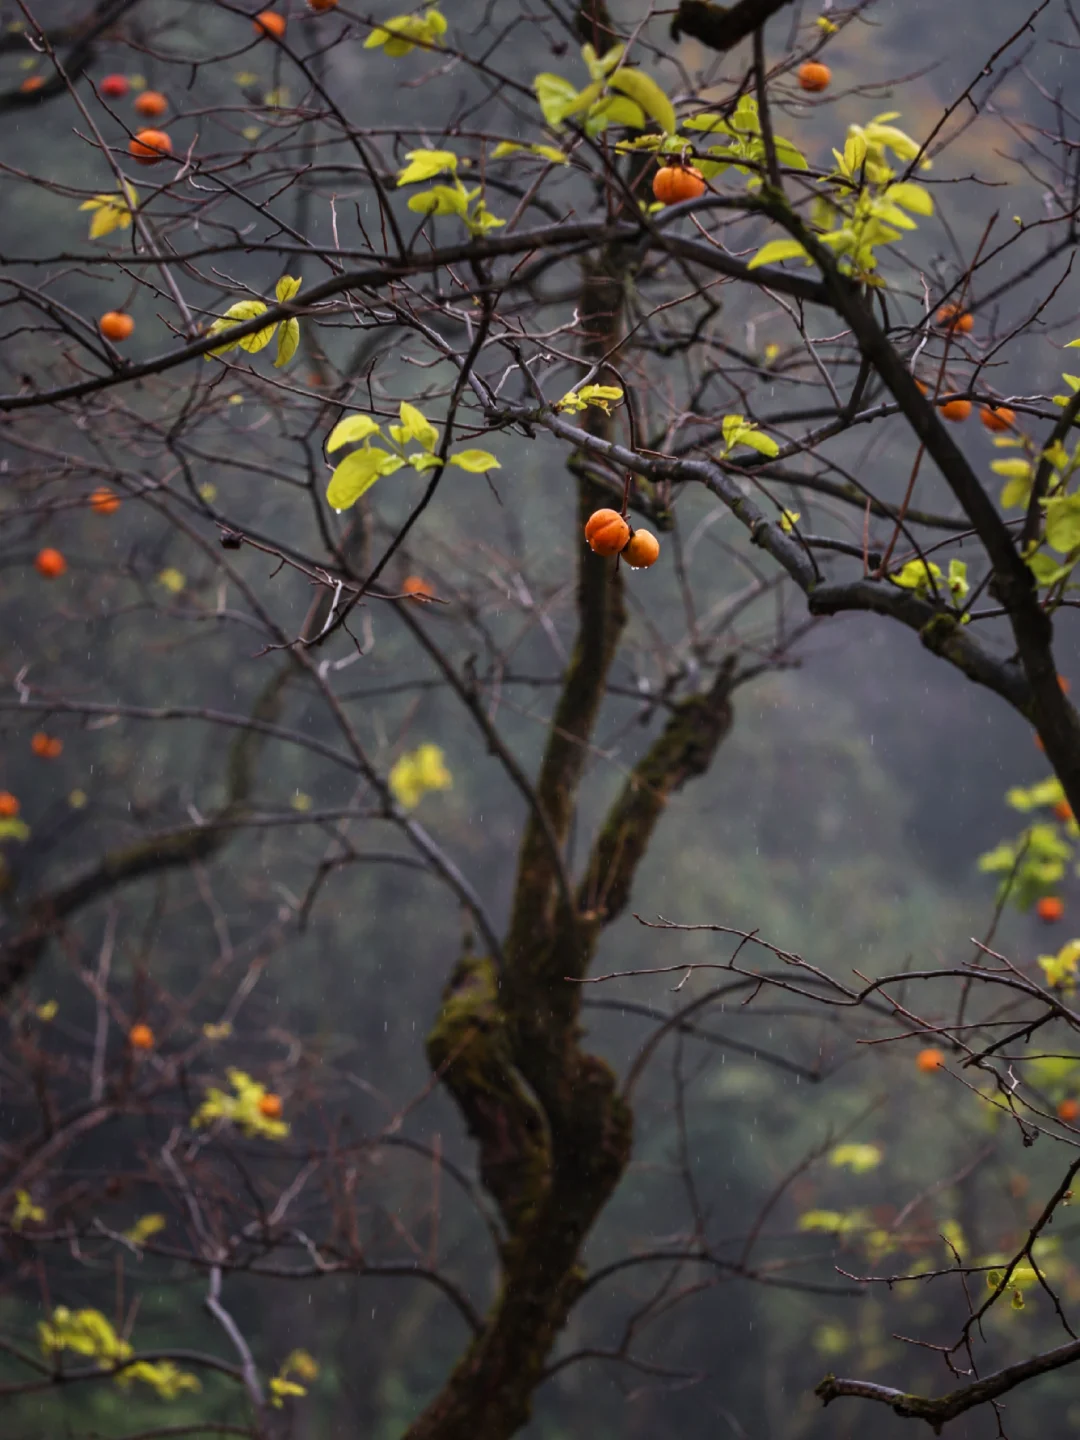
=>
[275,317,300,368]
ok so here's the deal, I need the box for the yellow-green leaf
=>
[449,448,500,473]
[747,238,809,270]
[885,181,933,216]
[607,67,676,135]
[327,414,382,451]
[205,301,275,357]
[276,274,302,302]
[396,149,458,186]
[398,401,439,451]
[407,184,470,217]
[327,447,397,510]
[274,317,300,368]
[534,73,579,128]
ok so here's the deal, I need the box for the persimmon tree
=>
[5,0,1080,1437]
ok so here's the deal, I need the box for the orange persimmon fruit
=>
[99,311,134,342]
[254,10,287,37]
[623,529,660,569]
[90,488,121,515]
[1036,895,1065,923]
[134,90,168,119]
[940,398,972,423]
[129,1022,155,1050]
[979,404,1015,433]
[1055,799,1074,823]
[935,303,974,334]
[258,1092,284,1118]
[797,61,831,92]
[652,164,706,206]
[129,128,172,164]
[584,508,631,556]
[402,575,433,600]
[0,792,19,818]
[31,733,63,759]
[100,74,129,98]
[35,548,67,578]
[1058,1098,1080,1123]
[916,1047,944,1073]
[20,76,44,93]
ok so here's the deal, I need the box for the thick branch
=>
[816,1339,1080,1431]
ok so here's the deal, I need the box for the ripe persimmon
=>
[916,1047,944,1073]
[1058,1098,1080,1123]
[129,1022,155,1050]
[653,164,706,206]
[129,128,172,164]
[979,404,1015,433]
[309,0,339,8]
[797,61,831,93]
[100,74,129,98]
[623,529,660,568]
[935,303,974,334]
[0,792,19,818]
[35,548,67,579]
[90,487,121,515]
[940,398,971,423]
[1060,674,1071,693]
[1036,896,1065,923]
[402,575,433,600]
[134,90,168,119]
[1055,799,1074,824]
[20,76,44,93]
[254,10,287,36]
[258,1092,283,1118]
[99,311,134,342]
[31,733,63,759]
[584,508,630,556]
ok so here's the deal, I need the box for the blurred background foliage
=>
[3,1,1080,1437]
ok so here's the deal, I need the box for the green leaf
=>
[464,199,505,233]
[275,274,302,302]
[491,142,523,158]
[0,818,29,842]
[326,447,400,510]
[1044,494,1080,554]
[365,8,446,55]
[607,68,676,135]
[407,184,470,217]
[1028,552,1075,587]
[528,143,568,164]
[747,238,809,270]
[408,452,443,471]
[274,317,300,368]
[1000,474,1033,510]
[449,448,500,473]
[533,72,579,127]
[885,181,933,215]
[738,429,780,458]
[396,149,458,186]
[559,79,604,120]
[327,414,382,451]
[773,135,808,170]
[581,41,625,80]
[206,301,276,356]
[397,401,439,451]
[588,94,646,130]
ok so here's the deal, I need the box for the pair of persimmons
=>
[584,509,660,567]
[653,60,830,206]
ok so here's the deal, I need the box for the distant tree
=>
[4,1,1080,1437]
